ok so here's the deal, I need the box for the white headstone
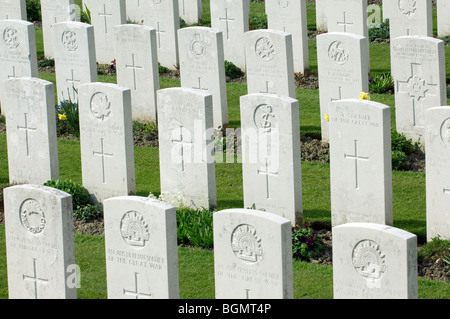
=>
[386,0,432,40]
[437,0,450,38]
[89,0,126,64]
[179,0,202,25]
[317,32,369,142]
[2,77,59,185]
[210,0,249,72]
[214,208,294,299]
[79,82,136,206]
[391,36,447,145]
[266,0,309,74]
[4,184,76,299]
[424,106,450,241]
[326,0,368,38]
[125,0,145,24]
[104,196,179,299]
[157,87,217,211]
[0,19,39,106]
[333,222,418,299]
[115,24,160,124]
[0,0,26,20]
[144,0,180,70]
[54,21,98,104]
[329,99,393,227]
[178,26,228,129]
[245,29,295,99]
[240,93,303,227]
[382,0,390,21]
[316,0,328,31]
[40,0,75,59]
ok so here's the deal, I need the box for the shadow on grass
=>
[394,218,427,244]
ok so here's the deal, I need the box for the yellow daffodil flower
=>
[324,114,329,122]
[358,92,370,100]
[58,113,67,121]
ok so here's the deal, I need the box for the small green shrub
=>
[249,12,267,30]
[369,73,394,94]
[159,62,169,74]
[56,97,80,137]
[44,179,90,209]
[176,206,214,249]
[418,236,450,262]
[225,60,244,79]
[38,58,55,68]
[80,4,91,24]
[179,17,187,28]
[26,0,41,22]
[369,19,390,42]
[74,204,102,222]
[391,130,417,171]
[292,226,324,261]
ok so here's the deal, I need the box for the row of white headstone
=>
[3,183,418,299]
[316,0,450,38]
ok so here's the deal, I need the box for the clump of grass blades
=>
[176,206,214,249]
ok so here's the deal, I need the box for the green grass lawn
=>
[0,1,448,300]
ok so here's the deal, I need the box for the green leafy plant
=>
[368,18,390,42]
[176,206,214,249]
[159,62,169,74]
[224,60,244,80]
[74,204,102,222]
[249,12,267,30]
[80,4,91,24]
[38,58,55,68]
[292,226,323,261]
[26,0,41,22]
[369,73,394,94]
[56,94,80,138]
[44,179,90,210]
[391,130,418,171]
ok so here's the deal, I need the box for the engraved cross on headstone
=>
[98,3,113,34]
[193,77,208,91]
[66,69,80,101]
[260,81,276,94]
[126,53,143,90]
[93,138,113,183]
[17,113,36,157]
[331,86,343,102]
[344,140,369,189]
[171,125,192,172]
[8,66,16,78]
[219,8,235,40]
[123,272,152,299]
[396,62,437,128]
[23,258,49,299]
[258,157,278,199]
[156,21,166,49]
[337,12,354,32]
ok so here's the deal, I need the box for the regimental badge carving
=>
[277,0,289,8]
[255,37,275,62]
[190,32,206,57]
[439,118,450,148]
[20,199,46,234]
[120,211,150,248]
[398,0,417,16]
[61,30,78,51]
[328,41,349,65]
[254,104,275,134]
[3,27,19,49]
[90,92,111,121]
[406,74,428,100]
[352,240,386,279]
[231,224,263,263]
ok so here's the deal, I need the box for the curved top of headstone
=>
[214,208,291,226]
[104,195,176,211]
[114,23,155,33]
[178,25,222,36]
[331,98,390,111]
[54,20,93,30]
[0,18,33,27]
[333,222,416,241]
[391,34,444,45]
[4,184,71,200]
[316,31,366,41]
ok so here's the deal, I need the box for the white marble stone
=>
[157,87,217,211]
[214,208,293,299]
[245,29,295,99]
[240,93,303,227]
[326,0,368,38]
[316,0,328,31]
[2,77,59,185]
[424,106,450,241]
[54,21,98,104]
[265,0,309,73]
[104,196,179,299]
[4,184,76,299]
[329,99,393,227]
[178,26,228,129]
[78,82,136,206]
[115,24,160,123]
[179,0,202,25]
[0,0,26,20]
[143,0,180,70]
[391,35,446,145]
[333,222,418,299]
[125,0,145,24]
[317,32,369,142]
[40,0,75,59]
[385,0,432,40]
[89,0,126,64]
[210,0,249,71]
[437,0,450,38]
